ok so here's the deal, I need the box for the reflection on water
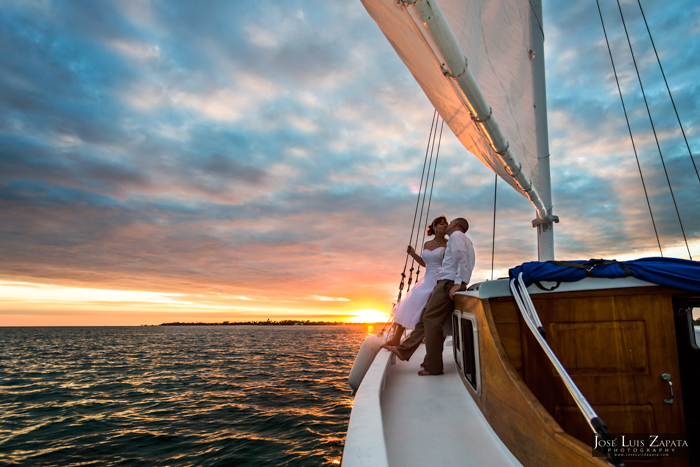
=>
[0,325,371,466]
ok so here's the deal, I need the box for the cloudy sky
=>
[1,0,699,325]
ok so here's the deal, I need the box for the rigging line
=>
[415,115,439,254]
[615,0,692,260]
[636,0,700,186]
[409,109,438,248]
[491,173,497,281]
[420,119,445,254]
[408,110,439,293]
[408,111,438,293]
[397,109,437,302]
[411,115,440,290]
[409,115,442,290]
[594,0,663,257]
[415,119,444,293]
[405,110,437,260]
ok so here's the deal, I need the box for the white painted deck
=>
[343,341,522,467]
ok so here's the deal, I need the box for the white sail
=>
[361,0,541,198]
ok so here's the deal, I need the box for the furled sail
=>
[361,0,545,206]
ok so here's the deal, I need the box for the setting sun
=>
[347,308,391,323]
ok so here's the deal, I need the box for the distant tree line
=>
[159,320,376,326]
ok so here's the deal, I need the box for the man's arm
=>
[449,234,474,299]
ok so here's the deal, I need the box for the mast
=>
[530,0,557,261]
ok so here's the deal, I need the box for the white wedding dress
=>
[392,246,445,329]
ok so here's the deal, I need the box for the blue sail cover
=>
[509,257,700,293]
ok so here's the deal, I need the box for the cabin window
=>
[452,312,462,371]
[452,310,481,395]
[674,301,700,350]
[461,316,477,389]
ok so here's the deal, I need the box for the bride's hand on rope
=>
[406,246,426,268]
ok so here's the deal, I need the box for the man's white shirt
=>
[436,230,475,287]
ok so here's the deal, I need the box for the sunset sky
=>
[1,0,699,326]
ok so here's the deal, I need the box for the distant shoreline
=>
[159,320,386,326]
[0,322,389,327]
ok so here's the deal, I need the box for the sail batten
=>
[362,0,556,224]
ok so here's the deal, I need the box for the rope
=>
[635,0,700,187]
[379,316,393,335]
[615,0,692,260]
[594,0,663,257]
[420,119,445,255]
[415,119,439,251]
[411,116,441,290]
[491,173,497,281]
[396,110,438,304]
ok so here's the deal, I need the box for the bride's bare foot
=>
[381,344,406,361]
[384,324,405,347]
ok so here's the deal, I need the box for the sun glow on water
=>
[347,308,390,323]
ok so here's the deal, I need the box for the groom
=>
[383,217,475,375]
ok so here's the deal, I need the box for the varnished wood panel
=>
[549,320,649,375]
[490,300,521,323]
[527,293,685,409]
[454,295,608,467]
[554,404,668,467]
[516,288,687,467]
[489,300,524,378]
[495,322,523,377]
[555,404,655,444]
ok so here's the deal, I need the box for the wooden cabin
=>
[453,277,699,467]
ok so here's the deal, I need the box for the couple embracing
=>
[383,216,475,376]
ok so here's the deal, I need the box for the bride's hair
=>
[426,215,447,236]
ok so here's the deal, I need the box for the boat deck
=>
[380,342,522,467]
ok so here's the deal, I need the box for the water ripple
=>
[0,325,372,466]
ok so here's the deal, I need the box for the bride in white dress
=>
[386,216,448,346]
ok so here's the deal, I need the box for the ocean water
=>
[0,325,377,466]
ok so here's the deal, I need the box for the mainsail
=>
[361,0,551,221]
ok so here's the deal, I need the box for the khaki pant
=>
[395,279,465,374]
